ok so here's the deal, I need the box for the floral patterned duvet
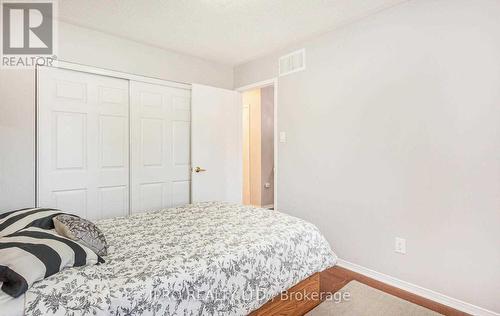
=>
[23,202,337,316]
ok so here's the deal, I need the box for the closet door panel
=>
[171,91,191,207]
[171,95,191,206]
[98,185,128,218]
[94,75,130,219]
[130,81,191,213]
[38,67,129,219]
[130,80,171,212]
[99,115,127,169]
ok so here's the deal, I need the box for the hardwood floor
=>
[321,266,470,316]
[249,266,469,316]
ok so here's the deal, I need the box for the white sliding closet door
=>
[130,81,191,213]
[38,67,129,219]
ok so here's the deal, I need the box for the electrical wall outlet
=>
[395,237,406,254]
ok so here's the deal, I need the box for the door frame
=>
[236,78,278,210]
[37,60,191,89]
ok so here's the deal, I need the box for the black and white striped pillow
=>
[0,208,64,238]
[0,227,104,298]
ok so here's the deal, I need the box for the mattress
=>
[8,202,337,316]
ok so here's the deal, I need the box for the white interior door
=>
[191,84,242,203]
[37,67,129,219]
[130,81,191,213]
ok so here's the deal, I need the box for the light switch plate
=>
[395,237,406,254]
[279,131,287,143]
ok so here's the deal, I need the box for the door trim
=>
[236,78,279,210]
[37,60,191,90]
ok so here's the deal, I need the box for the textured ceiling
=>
[58,0,406,65]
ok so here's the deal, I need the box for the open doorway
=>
[240,84,275,209]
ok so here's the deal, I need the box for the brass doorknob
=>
[193,166,206,173]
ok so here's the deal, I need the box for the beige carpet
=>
[306,281,442,316]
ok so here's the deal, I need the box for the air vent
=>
[279,49,306,77]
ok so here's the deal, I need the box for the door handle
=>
[193,166,206,173]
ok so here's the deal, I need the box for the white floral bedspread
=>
[24,202,337,316]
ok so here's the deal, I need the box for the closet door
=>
[130,81,191,213]
[38,67,129,219]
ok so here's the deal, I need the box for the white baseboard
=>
[336,259,499,316]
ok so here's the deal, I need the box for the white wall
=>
[235,0,500,313]
[0,21,233,211]
[58,22,233,88]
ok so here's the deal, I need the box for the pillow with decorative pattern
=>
[53,214,108,256]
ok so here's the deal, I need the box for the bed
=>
[3,202,337,316]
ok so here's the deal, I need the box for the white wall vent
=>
[279,49,306,77]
